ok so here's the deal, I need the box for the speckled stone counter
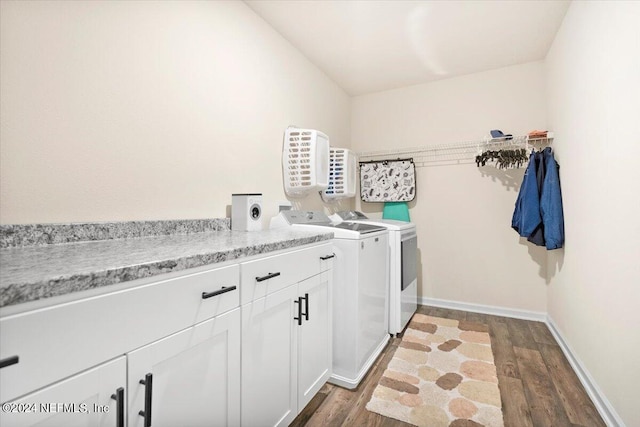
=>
[0,218,231,248]
[0,228,333,308]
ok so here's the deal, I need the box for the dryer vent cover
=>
[323,148,356,200]
[283,128,329,197]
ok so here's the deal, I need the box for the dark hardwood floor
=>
[292,305,606,427]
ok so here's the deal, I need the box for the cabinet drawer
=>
[0,264,239,403]
[319,249,335,272]
[240,243,333,305]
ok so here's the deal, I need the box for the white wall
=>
[0,0,351,224]
[545,2,640,426]
[351,62,548,313]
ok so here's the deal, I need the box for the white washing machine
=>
[271,210,389,389]
[332,211,418,335]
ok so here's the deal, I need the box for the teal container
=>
[382,202,410,222]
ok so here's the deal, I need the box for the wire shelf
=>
[357,134,553,168]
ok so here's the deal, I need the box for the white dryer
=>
[271,210,389,389]
[332,211,418,335]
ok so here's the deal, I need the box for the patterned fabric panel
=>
[360,160,416,202]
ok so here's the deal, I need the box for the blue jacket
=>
[540,148,564,250]
[527,151,546,246]
[512,151,542,238]
[512,148,564,250]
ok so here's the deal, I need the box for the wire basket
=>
[283,128,330,197]
[323,148,357,199]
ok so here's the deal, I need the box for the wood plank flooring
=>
[291,305,606,427]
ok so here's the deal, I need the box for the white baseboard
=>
[419,297,547,322]
[418,297,624,427]
[546,316,625,427]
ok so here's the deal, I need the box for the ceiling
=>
[245,0,571,96]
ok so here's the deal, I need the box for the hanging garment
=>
[511,151,542,237]
[527,150,547,246]
[540,148,565,250]
[511,147,564,250]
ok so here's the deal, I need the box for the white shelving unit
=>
[358,133,554,168]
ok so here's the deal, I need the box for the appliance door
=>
[401,232,417,291]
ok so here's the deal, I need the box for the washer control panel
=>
[280,210,331,225]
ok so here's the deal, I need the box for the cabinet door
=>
[0,357,125,427]
[241,285,299,427]
[127,308,240,427]
[298,271,332,410]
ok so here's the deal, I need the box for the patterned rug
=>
[366,314,504,427]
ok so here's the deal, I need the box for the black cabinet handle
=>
[256,272,281,282]
[301,293,309,321]
[320,253,335,260]
[202,285,237,299]
[110,387,124,427]
[138,373,153,427]
[293,297,302,326]
[0,355,19,369]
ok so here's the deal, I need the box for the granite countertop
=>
[0,228,332,309]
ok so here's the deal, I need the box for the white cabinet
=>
[0,240,332,427]
[241,285,300,427]
[128,308,240,427]
[1,262,241,427]
[0,264,240,403]
[0,357,126,427]
[297,271,332,410]
[241,243,333,427]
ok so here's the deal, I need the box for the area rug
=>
[366,314,504,427]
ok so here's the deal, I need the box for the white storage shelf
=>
[358,134,554,167]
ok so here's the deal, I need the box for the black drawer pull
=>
[0,355,19,369]
[256,272,281,282]
[320,253,335,260]
[202,285,237,299]
[301,293,309,321]
[294,297,302,326]
[138,373,153,427]
[111,387,125,427]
